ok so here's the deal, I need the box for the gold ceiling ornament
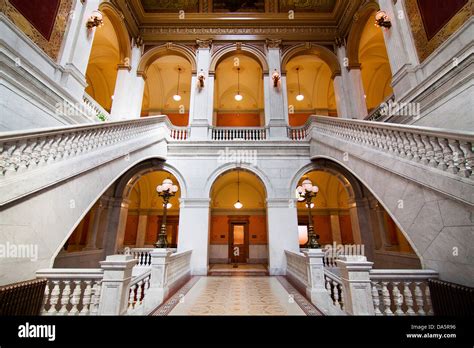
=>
[196,39,213,49]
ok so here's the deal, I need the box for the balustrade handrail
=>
[83,92,110,121]
[313,115,474,141]
[370,269,439,280]
[324,268,342,284]
[36,268,104,279]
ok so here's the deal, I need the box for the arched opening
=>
[53,161,184,268]
[141,55,192,126]
[358,11,394,112]
[209,168,268,269]
[295,160,420,269]
[85,6,131,113]
[285,55,338,126]
[213,54,265,127]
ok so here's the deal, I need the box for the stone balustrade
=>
[83,92,110,121]
[36,269,103,316]
[169,127,190,141]
[324,269,344,311]
[211,127,268,141]
[370,269,438,316]
[127,268,152,315]
[0,115,168,179]
[312,116,474,179]
[287,117,315,141]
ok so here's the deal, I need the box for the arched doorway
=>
[213,53,265,127]
[294,160,421,269]
[209,168,268,267]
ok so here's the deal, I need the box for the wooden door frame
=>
[227,216,250,263]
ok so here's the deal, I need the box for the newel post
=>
[144,249,172,312]
[98,255,137,315]
[337,255,375,315]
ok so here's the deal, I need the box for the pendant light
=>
[173,67,182,102]
[234,67,243,101]
[234,169,243,209]
[296,67,304,101]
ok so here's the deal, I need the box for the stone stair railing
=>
[118,247,178,267]
[287,116,316,141]
[311,116,474,179]
[370,269,438,316]
[36,249,192,316]
[324,268,344,311]
[36,268,103,316]
[127,268,152,315]
[210,127,268,141]
[83,92,110,121]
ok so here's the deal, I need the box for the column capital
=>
[265,39,282,49]
[196,39,212,49]
[179,198,210,208]
[266,198,296,208]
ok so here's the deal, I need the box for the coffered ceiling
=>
[113,0,363,42]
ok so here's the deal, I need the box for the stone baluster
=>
[80,280,93,315]
[407,133,420,161]
[371,281,382,315]
[438,138,455,172]
[401,132,412,159]
[381,281,394,315]
[69,280,82,315]
[392,281,404,315]
[459,141,473,178]
[42,282,51,315]
[47,280,60,315]
[448,139,467,177]
[403,281,415,316]
[414,282,425,315]
[59,280,71,315]
[425,285,433,315]
[136,280,144,305]
[128,284,137,310]
[90,281,101,316]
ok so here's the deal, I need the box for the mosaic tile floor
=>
[152,276,322,316]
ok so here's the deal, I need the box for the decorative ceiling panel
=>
[212,0,265,12]
[279,0,337,13]
[140,0,199,13]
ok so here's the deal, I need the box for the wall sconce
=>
[272,69,281,88]
[86,10,104,29]
[375,10,391,29]
[197,69,206,88]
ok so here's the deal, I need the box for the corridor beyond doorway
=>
[152,276,322,316]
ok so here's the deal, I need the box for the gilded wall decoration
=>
[1,0,73,60]
[140,0,200,12]
[279,0,337,12]
[405,0,472,62]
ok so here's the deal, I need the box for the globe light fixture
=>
[296,178,320,249]
[234,169,243,209]
[155,178,179,248]
[173,67,182,102]
[295,67,304,101]
[234,67,243,102]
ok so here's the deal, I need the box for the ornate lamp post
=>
[297,179,320,249]
[155,178,178,248]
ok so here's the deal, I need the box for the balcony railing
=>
[83,92,110,122]
[211,127,268,141]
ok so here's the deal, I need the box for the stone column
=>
[98,254,137,315]
[329,210,342,244]
[378,0,419,98]
[135,213,148,247]
[336,45,368,119]
[57,0,101,102]
[336,255,375,315]
[84,201,104,250]
[110,43,145,120]
[177,198,210,275]
[267,198,299,275]
[348,198,375,261]
[104,197,130,256]
[265,40,288,139]
[189,40,213,140]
